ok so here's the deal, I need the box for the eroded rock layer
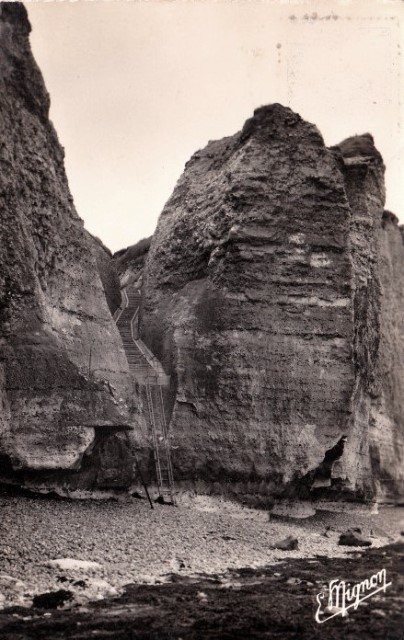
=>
[141,104,404,505]
[0,4,136,491]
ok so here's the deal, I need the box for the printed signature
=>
[315,568,391,623]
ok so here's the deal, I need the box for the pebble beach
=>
[1,492,403,610]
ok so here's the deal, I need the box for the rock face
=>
[141,104,404,505]
[113,237,151,289]
[88,232,121,315]
[0,4,136,491]
[371,212,404,501]
[2,4,402,504]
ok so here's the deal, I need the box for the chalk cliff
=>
[140,104,404,505]
[371,212,404,502]
[0,3,136,492]
[2,3,402,504]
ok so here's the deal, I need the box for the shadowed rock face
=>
[370,213,404,501]
[0,4,136,491]
[141,104,404,505]
[112,236,152,289]
[87,233,122,316]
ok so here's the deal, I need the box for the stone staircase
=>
[114,284,175,503]
[114,285,169,386]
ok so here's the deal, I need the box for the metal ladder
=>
[145,381,176,505]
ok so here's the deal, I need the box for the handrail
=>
[113,288,129,323]
[116,285,169,383]
[130,308,140,341]
[134,337,163,371]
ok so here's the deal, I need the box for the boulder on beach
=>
[47,559,102,573]
[32,590,74,610]
[270,535,299,551]
[338,530,372,547]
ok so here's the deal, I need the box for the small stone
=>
[322,526,336,537]
[73,580,87,588]
[338,530,371,547]
[197,591,208,602]
[270,536,298,551]
[0,574,27,591]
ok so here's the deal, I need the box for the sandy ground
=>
[1,491,403,610]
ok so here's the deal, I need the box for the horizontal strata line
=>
[226,238,346,252]
[217,330,347,339]
[276,296,350,307]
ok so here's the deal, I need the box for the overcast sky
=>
[27,0,403,254]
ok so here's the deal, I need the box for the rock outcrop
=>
[140,104,404,506]
[0,3,136,492]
